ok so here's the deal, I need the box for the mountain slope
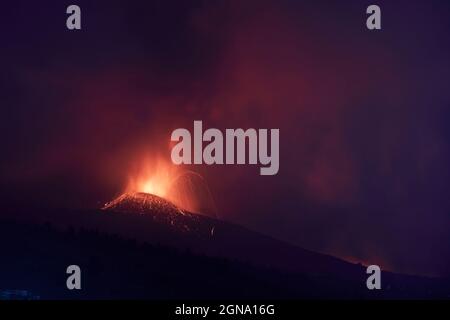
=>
[2,194,450,299]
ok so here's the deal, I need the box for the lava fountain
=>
[103,157,217,218]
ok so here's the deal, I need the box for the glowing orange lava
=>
[126,157,178,200]
[126,161,174,198]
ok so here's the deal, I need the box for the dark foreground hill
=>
[1,204,449,299]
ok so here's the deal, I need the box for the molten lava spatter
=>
[102,192,216,236]
[103,192,185,216]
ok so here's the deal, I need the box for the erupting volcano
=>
[114,157,218,218]
[101,157,218,235]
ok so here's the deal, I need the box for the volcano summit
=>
[103,192,184,216]
[102,192,216,236]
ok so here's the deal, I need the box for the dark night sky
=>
[1,0,450,276]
